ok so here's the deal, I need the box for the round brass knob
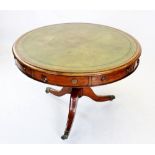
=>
[71,79,78,84]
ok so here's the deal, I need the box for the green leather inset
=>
[14,23,138,73]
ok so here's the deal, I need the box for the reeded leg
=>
[45,87,72,96]
[61,88,82,140]
[82,87,115,102]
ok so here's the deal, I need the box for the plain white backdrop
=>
[0,11,155,144]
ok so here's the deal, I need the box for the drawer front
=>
[15,58,139,87]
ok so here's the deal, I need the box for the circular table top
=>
[13,23,141,75]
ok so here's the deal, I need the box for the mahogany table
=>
[12,23,141,140]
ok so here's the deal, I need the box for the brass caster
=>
[110,95,115,100]
[61,131,69,140]
[45,87,51,93]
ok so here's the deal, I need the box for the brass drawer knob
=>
[126,66,132,73]
[41,75,48,83]
[101,75,106,81]
[72,79,78,84]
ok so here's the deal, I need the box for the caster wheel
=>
[110,95,115,100]
[45,87,51,93]
[61,131,69,140]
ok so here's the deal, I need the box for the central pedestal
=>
[45,87,115,140]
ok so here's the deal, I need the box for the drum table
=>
[12,23,141,140]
